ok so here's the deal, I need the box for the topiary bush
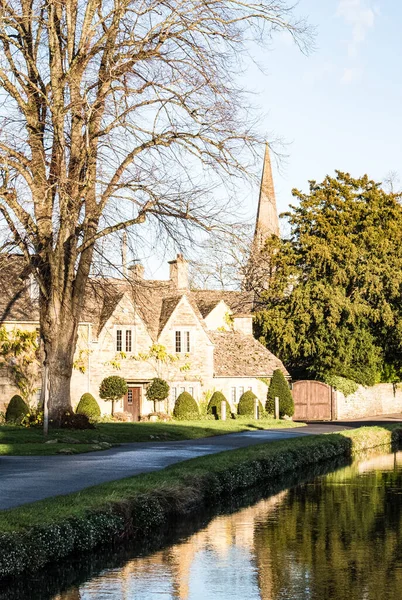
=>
[237,390,264,417]
[146,378,170,412]
[99,376,128,416]
[207,391,231,419]
[266,370,294,417]
[173,392,199,420]
[76,393,101,420]
[5,395,30,424]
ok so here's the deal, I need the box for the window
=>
[175,330,190,353]
[239,386,244,398]
[116,329,122,352]
[180,386,185,394]
[116,328,134,352]
[127,389,133,404]
[248,386,253,392]
[172,387,178,401]
[231,387,237,404]
[125,330,132,353]
[189,386,194,397]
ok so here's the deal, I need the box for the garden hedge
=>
[0,425,400,579]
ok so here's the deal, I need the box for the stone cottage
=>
[0,145,287,418]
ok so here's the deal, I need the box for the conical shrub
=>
[5,395,30,423]
[266,369,294,417]
[207,391,231,419]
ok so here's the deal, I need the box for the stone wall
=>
[335,383,402,419]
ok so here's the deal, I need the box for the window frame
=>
[116,327,135,353]
[175,330,191,354]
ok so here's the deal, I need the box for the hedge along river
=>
[4,449,402,600]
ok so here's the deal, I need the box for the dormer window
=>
[175,330,190,353]
[116,327,134,353]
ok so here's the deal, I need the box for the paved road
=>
[1,417,401,510]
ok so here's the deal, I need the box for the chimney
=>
[128,262,145,280]
[168,254,189,289]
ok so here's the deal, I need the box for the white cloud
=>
[337,0,375,58]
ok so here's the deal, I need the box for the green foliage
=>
[207,391,231,419]
[99,376,127,401]
[0,327,39,400]
[322,374,359,397]
[237,391,264,416]
[56,411,95,430]
[146,378,170,402]
[266,370,294,417]
[255,172,402,385]
[5,395,30,423]
[173,392,199,420]
[146,377,170,412]
[99,376,127,415]
[21,410,44,428]
[76,393,101,420]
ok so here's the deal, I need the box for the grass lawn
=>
[0,425,398,534]
[0,417,305,456]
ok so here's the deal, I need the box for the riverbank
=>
[1,425,401,579]
[0,418,304,455]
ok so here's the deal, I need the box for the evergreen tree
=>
[255,172,402,385]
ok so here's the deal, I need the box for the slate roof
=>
[209,331,289,378]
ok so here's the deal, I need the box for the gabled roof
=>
[209,331,288,378]
[192,290,254,317]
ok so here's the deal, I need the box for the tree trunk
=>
[41,296,80,423]
[111,399,115,416]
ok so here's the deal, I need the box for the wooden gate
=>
[292,380,334,421]
[124,386,141,421]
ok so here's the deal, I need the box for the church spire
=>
[254,143,279,248]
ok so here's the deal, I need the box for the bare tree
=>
[0,0,311,419]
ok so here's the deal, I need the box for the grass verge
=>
[0,417,304,455]
[1,425,401,579]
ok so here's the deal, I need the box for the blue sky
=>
[246,0,402,226]
[143,0,402,277]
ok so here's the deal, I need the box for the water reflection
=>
[5,450,402,600]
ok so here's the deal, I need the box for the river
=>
[3,450,402,599]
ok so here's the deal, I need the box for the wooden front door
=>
[124,386,141,421]
[292,380,334,421]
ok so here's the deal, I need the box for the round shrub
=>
[76,393,101,420]
[237,391,264,417]
[173,392,199,419]
[266,369,294,417]
[5,395,29,424]
[99,376,128,416]
[207,391,231,419]
[146,378,170,412]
